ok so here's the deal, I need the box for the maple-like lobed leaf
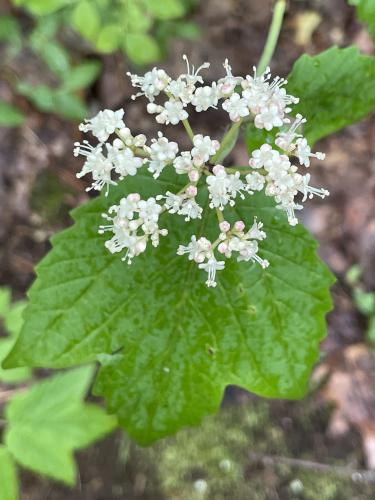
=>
[3,169,334,444]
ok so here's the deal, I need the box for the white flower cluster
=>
[74,56,328,287]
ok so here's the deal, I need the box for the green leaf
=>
[16,83,55,113]
[16,83,87,120]
[0,446,18,500]
[244,123,276,154]
[171,20,201,40]
[0,101,25,127]
[0,292,30,384]
[0,287,31,384]
[0,338,31,384]
[51,91,88,121]
[286,46,375,144]
[71,1,101,42]
[146,0,186,20]
[353,288,375,315]
[125,33,161,65]
[345,264,362,285]
[123,2,152,33]
[0,15,21,42]
[4,366,117,485]
[3,170,334,444]
[61,60,101,92]
[12,0,77,15]
[37,42,71,77]
[4,302,26,338]
[349,0,375,39]
[96,24,122,53]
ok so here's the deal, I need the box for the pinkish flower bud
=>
[234,220,245,232]
[186,185,198,197]
[218,242,228,254]
[212,164,225,175]
[219,221,230,233]
[188,170,200,182]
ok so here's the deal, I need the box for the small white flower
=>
[198,258,225,287]
[227,171,249,200]
[206,165,230,209]
[275,200,303,226]
[241,66,271,113]
[298,173,330,202]
[173,151,195,174]
[107,145,143,178]
[217,59,243,97]
[167,78,195,104]
[79,109,125,142]
[155,100,189,125]
[275,114,306,152]
[117,193,141,219]
[296,138,326,167]
[191,134,220,166]
[179,198,203,221]
[246,172,265,191]
[254,104,285,131]
[177,236,212,263]
[222,93,250,122]
[147,132,178,178]
[249,144,274,169]
[192,83,219,112]
[181,55,210,86]
[247,218,267,240]
[158,191,184,214]
[74,141,116,195]
[127,67,170,101]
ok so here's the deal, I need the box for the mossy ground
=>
[115,392,375,500]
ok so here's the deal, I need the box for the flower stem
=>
[257,0,287,75]
[216,207,224,223]
[210,119,243,165]
[182,119,195,142]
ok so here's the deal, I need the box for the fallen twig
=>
[249,452,375,483]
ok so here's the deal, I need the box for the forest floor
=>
[1,0,375,498]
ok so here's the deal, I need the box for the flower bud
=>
[234,220,245,232]
[219,221,230,233]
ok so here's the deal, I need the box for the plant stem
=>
[225,167,252,174]
[216,207,224,223]
[257,0,287,74]
[182,119,195,141]
[210,119,243,165]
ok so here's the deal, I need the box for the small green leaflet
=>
[4,366,117,485]
[286,46,375,144]
[3,170,334,444]
[146,0,186,20]
[0,446,18,500]
[348,0,375,40]
[0,102,24,127]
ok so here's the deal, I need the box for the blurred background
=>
[1,0,375,498]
